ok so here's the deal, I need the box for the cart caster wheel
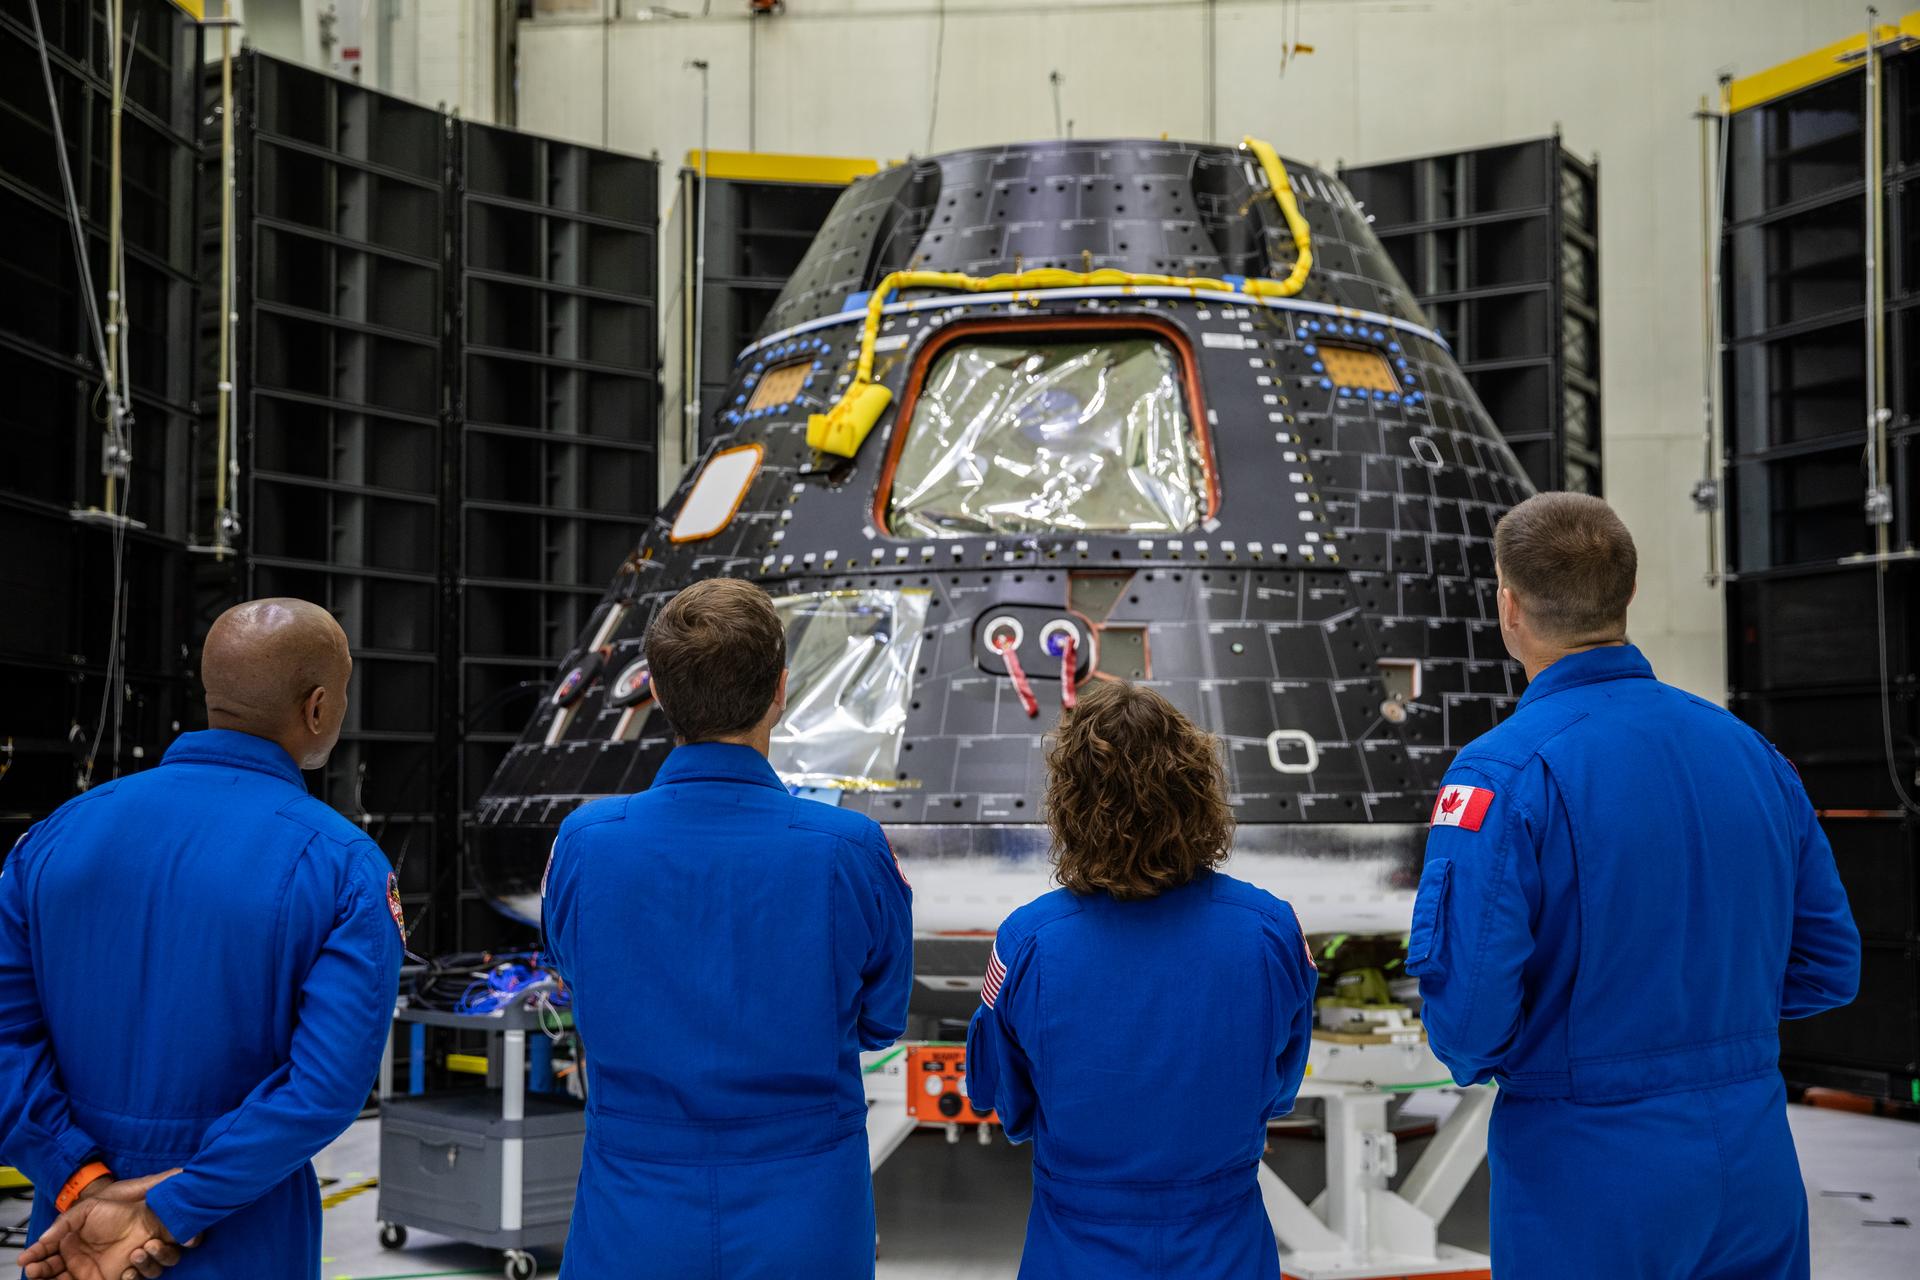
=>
[504,1250,538,1280]
[378,1222,407,1250]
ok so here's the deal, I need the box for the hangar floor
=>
[304,1099,1918,1279]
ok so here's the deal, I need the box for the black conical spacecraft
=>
[468,137,1531,1010]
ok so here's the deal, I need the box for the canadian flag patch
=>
[1430,784,1495,831]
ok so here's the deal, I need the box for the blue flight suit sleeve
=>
[1267,904,1319,1118]
[965,925,1038,1143]
[1406,760,1543,1087]
[144,841,402,1242]
[540,835,568,979]
[0,826,105,1192]
[838,826,914,1050]
[1769,754,1861,1018]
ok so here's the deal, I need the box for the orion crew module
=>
[469,136,1531,1025]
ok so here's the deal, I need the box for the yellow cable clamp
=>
[804,138,1313,458]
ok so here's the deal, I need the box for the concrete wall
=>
[476,0,1873,700]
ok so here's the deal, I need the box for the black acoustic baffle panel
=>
[1723,44,1920,1101]
[206,52,450,946]
[0,0,199,843]
[685,169,847,446]
[457,120,659,951]
[1342,137,1600,494]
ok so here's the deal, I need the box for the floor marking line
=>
[320,1175,379,1210]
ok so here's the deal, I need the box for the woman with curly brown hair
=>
[965,679,1319,1279]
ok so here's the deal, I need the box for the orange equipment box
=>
[905,1044,995,1124]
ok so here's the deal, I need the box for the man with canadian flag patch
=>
[1409,494,1859,1280]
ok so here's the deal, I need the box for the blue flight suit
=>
[966,870,1318,1279]
[1408,645,1861,1280]
[0,729,403,1278]
[542,743,913,1280]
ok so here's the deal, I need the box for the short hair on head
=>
[644,579,787,742]
[1045,680,1235,901]
[1493,491,1637,642]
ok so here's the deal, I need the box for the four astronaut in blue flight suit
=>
[3,494,1865,1280]
[1409,493,1861,1279]
[4,600,404,1280]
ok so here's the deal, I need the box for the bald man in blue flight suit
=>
[5,599,404,1279]
[1409,493,1860,1280]
[542,579,914,1280]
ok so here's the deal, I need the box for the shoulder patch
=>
[981,940,1007,1008]
[386,872,407,940]
[879,831,909,888]
[1431,783,1495,831]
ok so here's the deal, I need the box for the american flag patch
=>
[981,942,1008,1008]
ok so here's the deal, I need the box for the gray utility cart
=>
[376,1002,585,1280]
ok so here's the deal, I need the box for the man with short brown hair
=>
[542,578,913,1280]
[1408,492,1859,1280]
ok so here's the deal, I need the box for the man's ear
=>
[302,686,327,735]
[772,668,790,718]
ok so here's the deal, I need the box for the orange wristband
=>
[54,1161,111,1213]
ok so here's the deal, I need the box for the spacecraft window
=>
[1319,344,1400,393]
[670,443,764,542]
[878,321,1214,538]
[746,361,810,410]
[769,589,931,789]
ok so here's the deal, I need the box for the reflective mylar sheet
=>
[770,589,930,789]
[888,337,1206,537]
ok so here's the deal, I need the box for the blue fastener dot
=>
[1396,358,1409,369]
[734,395,746,406]
[1373,390,1385,400]
[1303,344,1317,356]
[1388,393,1401,403]
[1320,378,1333,390]
[1341,323,1355,335]
[1389,342,1402,353]
[1338,386,1352,397]
[1373,329,1387,342]
[1405,373,1418,383]
[1311,362,1325,373]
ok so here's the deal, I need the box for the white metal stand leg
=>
[501,1028,526,1233]
[1269,1079,1493,1280]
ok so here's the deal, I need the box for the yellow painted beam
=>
[686,150,880,186]
[446,1052,489,1076]
[1728,12,1920,113]
[168,0,206,18]
[0,1166,30,1190]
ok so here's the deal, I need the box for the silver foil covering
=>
[888,337,1205,537]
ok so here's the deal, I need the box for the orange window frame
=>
[669,442,765,543]
[870,316,1221,536]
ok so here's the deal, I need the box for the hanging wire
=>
[925,0,947,153]
[29,0,139,789]
[1861,8,1920,815]
[25,0,113,378]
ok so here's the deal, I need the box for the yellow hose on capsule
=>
[805,138,1314,457]
[1239,135,1314,297]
